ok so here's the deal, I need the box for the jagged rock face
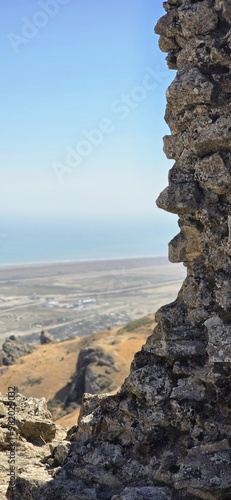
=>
[65,347,118,406]
[7,1,231,499]
[0,335,35,366]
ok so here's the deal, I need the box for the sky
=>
[0,0,175,225]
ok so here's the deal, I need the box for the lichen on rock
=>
[5,1,231,499]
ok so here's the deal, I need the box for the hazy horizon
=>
[0,213,179,266]
[1,2,176,263]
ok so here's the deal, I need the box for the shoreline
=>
[0,254,167,270]
[0,255,172,281]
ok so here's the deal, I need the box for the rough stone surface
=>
[6,1,231,499]
[65,347,117,406]
[0,335,35,366]
[0,394,66,499]
[111,487,172,500]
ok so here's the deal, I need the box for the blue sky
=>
[1,0,175,225]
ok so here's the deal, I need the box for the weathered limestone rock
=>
[0,394,66,499]
[6,1,231,499]
[204,315,231,362]
[194,153,231,195]
[178,0,218,37]
[0,335,35,366]
[166,68,215,111]
[65,347,117,406]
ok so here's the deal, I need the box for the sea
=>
[0,215,179,266]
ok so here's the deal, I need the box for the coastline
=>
[0,255,170,281]
[0,254,167,269]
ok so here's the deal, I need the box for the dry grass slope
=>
[0,315,155,427]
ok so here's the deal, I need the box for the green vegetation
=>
[99,376,112,391]
[47,398,62,410]
[24,376,43,386]
[118,315,153,333]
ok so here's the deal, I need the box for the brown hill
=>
[0,315,155,427]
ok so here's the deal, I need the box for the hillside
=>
[0,315,155,427]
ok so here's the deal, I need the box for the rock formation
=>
[5,1,231,498]
[65,347,118,406]
[0,335,35,366]
[40,330,55,345]
[0,393,67,499]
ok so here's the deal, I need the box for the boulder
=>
[40,330,55,344]
[0,336,35,366]
[0,393,66,499]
